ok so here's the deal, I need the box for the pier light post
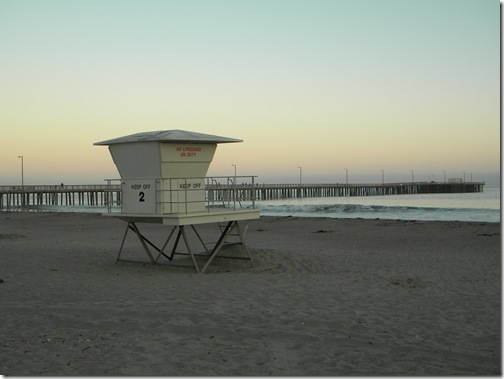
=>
[410,170,414,183]
[18,155,24,189]
[443,170,446,183]
[463,171,466,182]
[297,166,302,186]
[344,168,348,186]
[380,170,384,185]
[231,164,237,179]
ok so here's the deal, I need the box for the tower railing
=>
[104,176,258,214]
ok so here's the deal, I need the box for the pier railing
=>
[0,184,115,192]
[0,181,485,211]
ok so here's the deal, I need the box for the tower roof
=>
[94,129,242,145]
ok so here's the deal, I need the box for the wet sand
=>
[0,212,500,375]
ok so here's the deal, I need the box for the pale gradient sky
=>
[0,0,500,186]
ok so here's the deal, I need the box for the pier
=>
[0,181,485,211]
[0,184,121,210]
[250,182,485,200]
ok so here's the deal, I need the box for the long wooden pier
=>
[250,182,485,200]
[0,185,121,210]
[0,181,485,211]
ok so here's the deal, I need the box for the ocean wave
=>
[3,199,499,223]
[256,203,500,222]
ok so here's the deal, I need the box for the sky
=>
[0,0,500,186]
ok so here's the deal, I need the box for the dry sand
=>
[0,212,500,375]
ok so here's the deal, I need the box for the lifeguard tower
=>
[94,130,260,273]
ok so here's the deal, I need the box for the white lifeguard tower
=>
[94,130,260,273]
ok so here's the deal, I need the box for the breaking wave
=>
[255,203,500,222]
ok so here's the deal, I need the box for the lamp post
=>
[297,166,302,186]
[18,155,24,188]
[344,168,348,186]
[410,170,414,183]
[380,170,384,185]
[231,164,236,178]
[443,170,446,183]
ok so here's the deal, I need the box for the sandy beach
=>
[0,212,500,375]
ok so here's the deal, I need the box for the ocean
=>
[4,188,500,223]
[253,187,500,223]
